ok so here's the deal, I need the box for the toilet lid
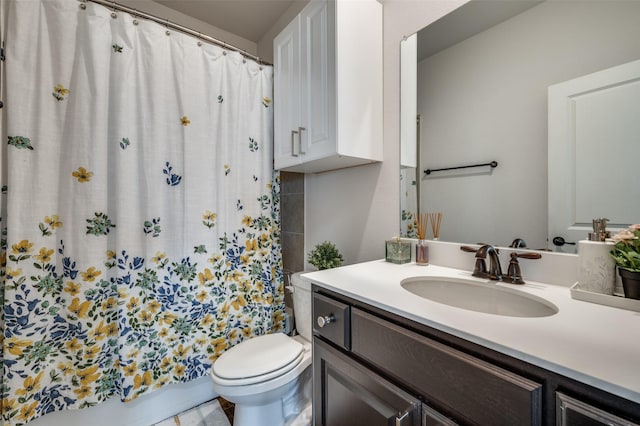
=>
[213,333,304,380]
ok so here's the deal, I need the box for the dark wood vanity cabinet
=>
[312,288,640,426]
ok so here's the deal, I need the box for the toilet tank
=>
[290,272,312,341]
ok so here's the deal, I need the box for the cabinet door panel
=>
[273,15,300,169]
[352,308,542,426]
[556,392,639,426]
[313,338,420,426]
[299,0,333,161]
[423,404,459,426]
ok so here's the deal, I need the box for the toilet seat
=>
[212,333,304,386]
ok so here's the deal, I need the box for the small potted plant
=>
[308,241,344,270]
[609,224,640,299]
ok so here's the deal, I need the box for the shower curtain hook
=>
[165,19,170,36]
[132,9,139,25]
[78,0,87,10]
[197,32,202,47]
[110,1,117,19]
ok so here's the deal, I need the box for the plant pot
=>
[618,268,640,300]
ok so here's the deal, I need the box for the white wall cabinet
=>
[273,0,382,173]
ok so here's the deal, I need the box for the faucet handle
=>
[503,252,542,284]
[460,245,479,253]
[460,246,488,278]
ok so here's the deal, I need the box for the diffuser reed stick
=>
[429,212,442,240]
[416,213,428,241]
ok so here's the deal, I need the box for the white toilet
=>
[210,272,312,426]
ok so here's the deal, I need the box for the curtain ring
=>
[197,33,202,46]
[110,1,117,19]
[132,9,139,26]
[165,19,170,36]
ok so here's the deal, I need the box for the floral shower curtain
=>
[0,1,284,424]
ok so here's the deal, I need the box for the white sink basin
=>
[401,277,558,318]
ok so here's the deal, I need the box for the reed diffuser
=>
[429,212,442,240]
[415,213,429,265]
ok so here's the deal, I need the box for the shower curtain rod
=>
[81,0,271,65]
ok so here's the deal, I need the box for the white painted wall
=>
[417,1,640,249]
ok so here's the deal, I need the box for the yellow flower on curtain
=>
[16,401,39,422]
[52,84,70,101]
[2,399,17,416]
[68,298,92,319]
[45,215,63,229]
[123,363,137,377]
[5,337,33,356]
[90,320,109,341]
[101,297,117,310]
[173,344,190,358]
[147,300,161,313]
[180,116,191,126]
[230,295,247,310]
[245,239,257,252]
[84,345,100,359]
[15,372,44,397]
[196,290,208,303]
[35,247,54,263]
[210,337,228,357]
[151,251,166,264]
[11,239,33,255]
[198,268,214,285]
[77,365,101,386]
[81,267,101,282]
[72,167,93,182]
[174,365,186,378]
[64,281,81,295]
[73,386,92,399]
[133,371,152,389]
[5,267,22,280]
[65,338,82,352]
[58,362,74,376]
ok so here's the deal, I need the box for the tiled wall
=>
[280,172,305,307]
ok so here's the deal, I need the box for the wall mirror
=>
[400,0,640,252]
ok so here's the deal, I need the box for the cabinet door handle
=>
[317,314,335,328]
[291,129,299,157]
[298,126,306,154]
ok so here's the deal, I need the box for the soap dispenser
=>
[578,218,615,295]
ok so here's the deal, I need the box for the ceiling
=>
[153,0,296,42]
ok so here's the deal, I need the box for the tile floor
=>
[154,398,234,426]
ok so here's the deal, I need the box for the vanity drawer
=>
[351,308,542,426]
[313,292,351,350]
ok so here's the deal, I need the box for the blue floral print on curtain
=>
[1,1,282,424]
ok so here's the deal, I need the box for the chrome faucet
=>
[476,244,502,281]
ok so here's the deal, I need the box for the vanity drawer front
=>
[313,293,351,350]
[351,308,542,426]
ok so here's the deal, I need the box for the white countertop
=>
[302,260,640,405]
